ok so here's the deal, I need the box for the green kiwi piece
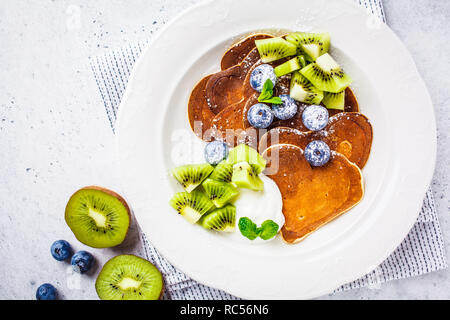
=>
[209,160,233,183]
[65,186,130,248]
[322,91,345,110]
[285,32,331,61]
[300,53,352,93]
[290,71,324,104]
[227,144,266,174]
[274,56,301,77]
[95,255,163,300]
[202,179,239,208]
[231,161,264,191]
[255,37,297,63]
[199,204,236,232]
[171,163,213,193]
[169,190,214,224]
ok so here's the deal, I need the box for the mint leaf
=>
[259,96,283,105]
[259,220,279,240]
[238,217,261,240]
[258,79,274,102]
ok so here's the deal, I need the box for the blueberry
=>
[247,103,274,129]
[36,283,57,300]
[71,250,94,274]
[249,64,277,92]
[50,240,72,261]
[204,141,229,165]
[302,105,329,131]
[272,94,298,120]
[304,140,331,167]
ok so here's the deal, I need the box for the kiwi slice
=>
[209,160,233,183]
[202,179,239,208]
[300,53,352,93]
[322,91,345,110]
[169,190,214,224]
[199,204,236,232]
[232,161,264,191]
[274,56,302,77]
[255,37,297,63]
[227,144,266,174]
[290,71,324,104]
[285,32,331,61]
[65,186,130,248]
[171,163,213,193]
[95,255,163,300]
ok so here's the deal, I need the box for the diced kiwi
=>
[65,186,130,248]
[289,71,324,104]
[169,190,214,224]
[202,179,239,208]
[300,53,352,93]
[322,91,345,110]
[199,204,236,232]
[232,161,264,191]
[209,160,233,183]
[285,32,331,61]
[95,255,163,300]
[255,37,297,63]
[274,56,301,77]
[171,163,213,193]
[227,144,266,174]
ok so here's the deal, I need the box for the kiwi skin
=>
[95,254,164,300]
[65,186,131,248]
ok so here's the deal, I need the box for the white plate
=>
[115,0,436,299]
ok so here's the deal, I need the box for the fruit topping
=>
[231,161,264,191]
[274,56,302,77]
[199,204,236,232]
[304,140,331,167]
[255,37,297,63]
[204,140,229,165]
[249,64,277,92]
[202,179,239,208]
[171,163,214,193]
[322,91,345,110]
[272,94,298,120]
[209,160,233,183]
[290,71,324,104]
[285,32,331,61]
[302,105,329,131]
[300,53,352,93]
[227,144,266,174]
[169,190,214,224]
[247,103,274,129]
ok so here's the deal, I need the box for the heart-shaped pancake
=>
[261,144,364,244]
[259,112,372,169]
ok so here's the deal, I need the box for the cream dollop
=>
[229,174,285,244]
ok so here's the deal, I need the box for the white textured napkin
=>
[90,0,447,299]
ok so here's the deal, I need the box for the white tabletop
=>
[0,0,448,299]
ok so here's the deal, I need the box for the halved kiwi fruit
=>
[227,144,266,174]
[231,161,264,191]
[65,186,130,248]
[322,91,345,110]
[300,53,352,93]
[202,179,239,208]
[290,71,324,104]
[169,190,214,224]
[95,255,163,300]
[209,160,233,183]
[285,32,331,61]
[199,204,236,232]
[255,37,297,63]
[171,163,213,193]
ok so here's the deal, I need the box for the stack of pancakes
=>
[188,34,373,243]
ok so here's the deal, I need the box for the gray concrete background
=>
[0,0,448,299]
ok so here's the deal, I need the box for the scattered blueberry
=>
[249,64,277,92]
[247,103,274,129]
[272,94,298,120]
[304,140,331,167]
[204,141,229,165]
[50,240,72,261]
[71,251,94,274]
[36,283,57,300]
[302,105,329,131]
